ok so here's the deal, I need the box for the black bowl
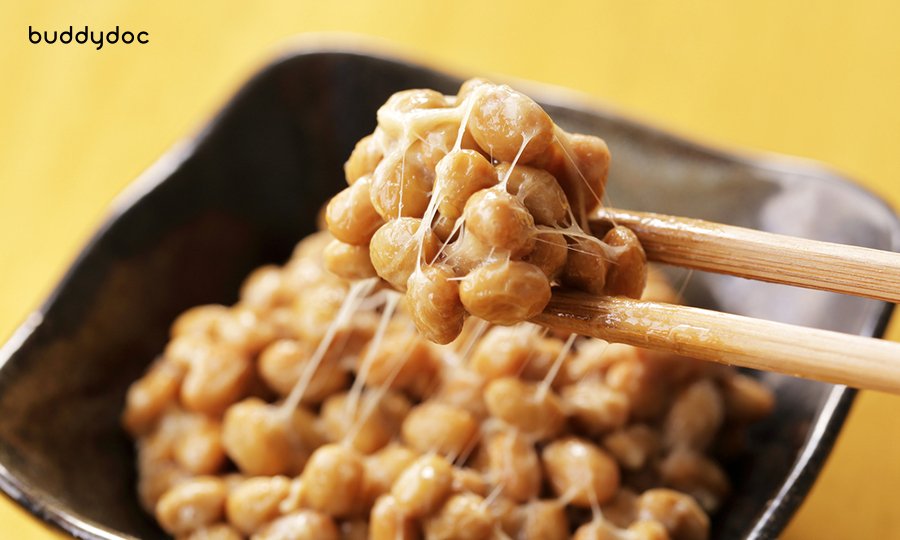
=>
[1,43,898,540]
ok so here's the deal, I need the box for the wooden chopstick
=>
[533,291,900,394]
[590,208,900,303]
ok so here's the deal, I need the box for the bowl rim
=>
[1,37,896,540]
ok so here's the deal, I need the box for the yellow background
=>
[1,1,899,538]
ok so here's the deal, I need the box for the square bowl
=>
[1,42,898,540]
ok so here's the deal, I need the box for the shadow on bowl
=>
[1,42,898,540]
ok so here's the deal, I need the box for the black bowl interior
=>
[1,46,898,540]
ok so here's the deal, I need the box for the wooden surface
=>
[537,293,900,394]
[2,1,900,538]
[591,208,900,303]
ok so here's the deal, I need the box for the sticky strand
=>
[346,290,402,416]
[279,277,377,419]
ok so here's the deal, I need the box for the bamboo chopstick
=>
[590,208,900,303]
[533,291,900,394]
